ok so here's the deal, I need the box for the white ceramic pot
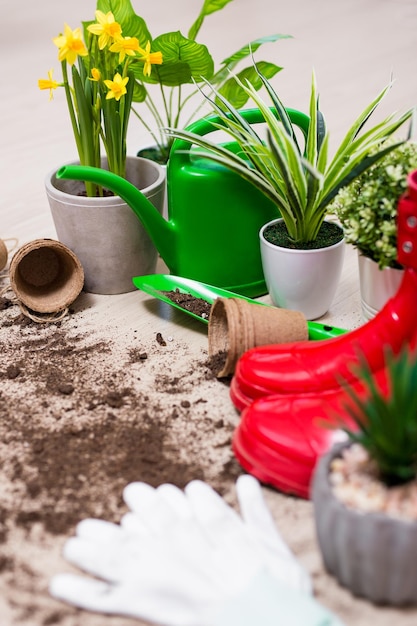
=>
[358,253,404,321]
[45,156,166,295]
[260,219,345,320]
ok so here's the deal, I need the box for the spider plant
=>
[168,67,414,244]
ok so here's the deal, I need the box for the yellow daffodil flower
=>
[109,36,140,63]
[90,68,101,82]
[137,41,163,77]
[87,11,122,50]
[53,24,88,65]
[104,73,129,101]
[38,68,61,100]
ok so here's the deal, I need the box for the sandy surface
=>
[0,287,416,626]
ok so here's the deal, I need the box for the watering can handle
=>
[169,107,310,163]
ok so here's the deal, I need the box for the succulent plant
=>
[341,347,417,486]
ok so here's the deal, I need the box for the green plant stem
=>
[159,83,172,130]
[62,61,99,197]
[61,62,82,156]
[172,85,182,130]
[131,108,161,147]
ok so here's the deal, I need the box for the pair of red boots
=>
[230,179,417,499]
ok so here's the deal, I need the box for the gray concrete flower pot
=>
[311,442,417,605]
[45,156,165,295]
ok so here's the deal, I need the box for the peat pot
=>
[312,442,417,606]
[260,219,345,320]
[45,156,165,295]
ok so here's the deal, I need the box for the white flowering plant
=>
[39,8,164,196]
[330,141,417,269]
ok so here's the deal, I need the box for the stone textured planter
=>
[45,156,165,295]
[312,442,417,606]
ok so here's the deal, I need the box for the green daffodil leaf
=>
[135,32,214,86]
[218,61,283,108]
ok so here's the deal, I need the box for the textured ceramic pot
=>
[358,253,404,321]
[312,442,417,606]
[260,219,345,320]
[45,156,165,295]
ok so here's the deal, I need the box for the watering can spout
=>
[56,164,176,269]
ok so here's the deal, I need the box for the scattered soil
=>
[78,188,115,198]
[162,289,212,320]
[2,290,416,626]
[0,291,241,626]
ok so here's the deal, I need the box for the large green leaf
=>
[188,0,234,40]
[96,0,152,44]
[213,34,291,84]
[218,62,282,108]
[97,0,135,19]
[131,80,147,103]
[222,34,292,67]
[201,0,235,15]
[135,31,214,86]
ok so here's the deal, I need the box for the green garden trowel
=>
[133,273,347,341]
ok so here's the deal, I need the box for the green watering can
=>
[57,108,310,297]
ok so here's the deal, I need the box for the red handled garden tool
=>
[231,169,417,498]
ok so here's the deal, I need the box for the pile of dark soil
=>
[162,289,212,319]
[0,294,241,626]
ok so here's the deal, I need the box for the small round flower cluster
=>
[330,141,417,269]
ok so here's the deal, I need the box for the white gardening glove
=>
[50,475,340,626]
